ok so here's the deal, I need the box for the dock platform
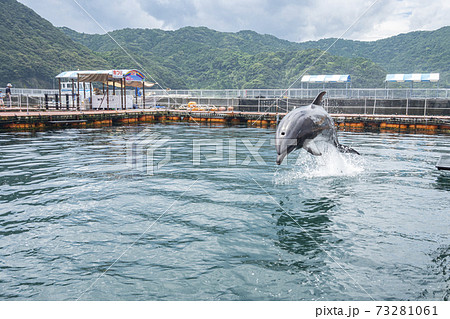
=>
[0,109,449,133]
[436,155,450,171]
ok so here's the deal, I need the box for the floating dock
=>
[436,155,450,171]
[0,109,449,133]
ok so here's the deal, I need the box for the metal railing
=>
[11,88,59,96]
[148,88,449,99]
[2,93,449,117]
[8,87,450,99]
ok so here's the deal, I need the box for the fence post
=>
[423,98,427,116]
[372,96,377,115]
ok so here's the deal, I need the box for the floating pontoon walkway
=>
[1,109,449,133]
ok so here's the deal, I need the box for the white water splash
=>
[274,147,365,184]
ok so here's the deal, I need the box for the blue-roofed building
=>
[385,73,440,83]
[301,74,351,83]
[384,73,440,97]
[300,75,352,95]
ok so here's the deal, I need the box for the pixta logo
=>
[126,129,292,175]
[126,129,171,175]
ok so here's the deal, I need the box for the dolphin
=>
[276,91,359,165]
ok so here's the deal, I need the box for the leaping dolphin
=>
[275,91,359,165]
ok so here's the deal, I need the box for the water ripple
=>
[0,127,449,300]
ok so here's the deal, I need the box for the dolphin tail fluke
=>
[312,91,327,105]
[337,144,360,155]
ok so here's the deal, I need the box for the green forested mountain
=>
[61,26,387,89]
[0,0,109,87]
[297,27,450,84]
[1,0,448,89]
[62,25,450,88]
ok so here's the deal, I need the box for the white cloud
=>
[18,0,450,41]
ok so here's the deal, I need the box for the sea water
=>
[0,124,448,300]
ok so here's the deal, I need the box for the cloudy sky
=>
[18,0,450,42]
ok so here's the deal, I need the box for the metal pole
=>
[120,78,123,110]
[142,82,145,109]
[107,81,109,110]
[122,78,125,110]
[135,87,138,108]
[124,79,127,109]
[77,74,80,110]
[58,78,62,109]
[372,96,377,115]
[71,79,75,109]
[90,82,93,110]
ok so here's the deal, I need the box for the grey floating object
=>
[436,155,450,171]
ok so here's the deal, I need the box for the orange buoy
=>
[210,118,226,123]
[249,119,261,126]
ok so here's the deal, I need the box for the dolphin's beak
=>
[276,153,286,165]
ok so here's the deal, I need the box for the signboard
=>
[112,70,124,79]
[125,70,145,82]
[92,95,134,109]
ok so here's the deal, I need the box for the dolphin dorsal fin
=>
[312,91,326,106]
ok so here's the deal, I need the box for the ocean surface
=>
[0,123,449,301]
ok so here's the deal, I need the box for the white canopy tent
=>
[300,74,351,91]
[385,73,440,83]
[301,74,351,83]
[384,73,440,93]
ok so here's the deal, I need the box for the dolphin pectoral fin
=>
[303,139,322,156]
[337,144,360,155]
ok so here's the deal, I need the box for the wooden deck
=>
[1,109,449,133]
